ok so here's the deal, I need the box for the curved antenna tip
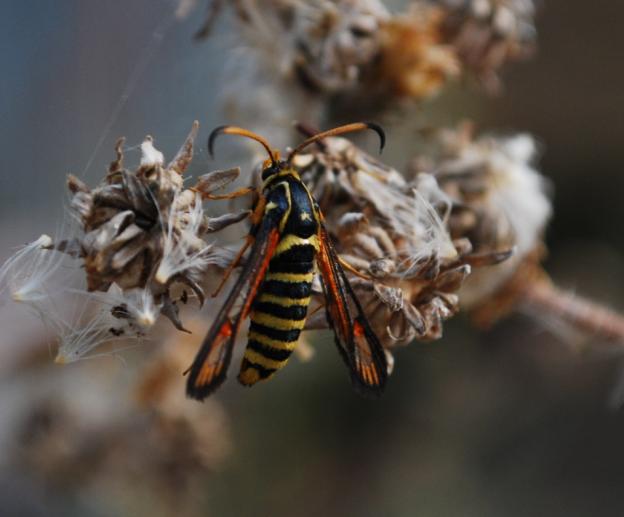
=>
[207,125,277,163]
[287,121,387,163]
[207,125,229,159]
[364,122,385,154]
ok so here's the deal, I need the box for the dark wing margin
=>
[186,213,281,400]
[317,223,388,397]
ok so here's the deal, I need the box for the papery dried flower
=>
[205,0,390,94]
[405,123,624,347]
[155,190,216,286]
[289,0,390,93]
[62,121,246,314]
[205,0,532,128]
[295,134,511,350]
[0,122,252,363]
[409,122,550,310]
[437,0,537,91]
[377,5,460,99]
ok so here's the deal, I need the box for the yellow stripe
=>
[279,181,292,233]
[252,311,306,330]
[248,331,298,350]
[262,168,300,189]
[243,349,289,370]
[275,234,320,255]
[256,293,311,307]
[264,271,314,283]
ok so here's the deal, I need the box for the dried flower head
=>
[65,121,245,316]
[202,0,390,94]
[404,123,624,348]
[294,134,510,353]
[203,0,534,128]
[0,122,251,362]
[409,122,550,311]
[289,0,390,93]
[437,0,537,91]
[377,5,460,99]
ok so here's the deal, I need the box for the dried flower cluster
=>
[438,0,537,92]
[201,0,536,118]
[1,0,623,409]
[1,123,249,363]
[408,122,550,310]
[295,134,511,363]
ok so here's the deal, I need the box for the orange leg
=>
[210,195,268,298]
[211,235,253,298]
[339,257,373,281]
[203,186,255,200]
[308,304,324,318]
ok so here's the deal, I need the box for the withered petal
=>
[463,248,515,267]
[173,275,206,308]
[206,210,250,232]
[67,174,90,194]
[160,294,191,333]
[111,232,149,270]
[403,302,427,336]
[84,210,135,252]
[108,137,125,173]
[435,264,471,292]
[70,191,94,221]
[93,184,134,211]
[387,311,416,343]
[120,170,158,220]
[196,168,242,195]
[167,120,199,174]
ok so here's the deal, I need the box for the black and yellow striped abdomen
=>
[238,174,320,386]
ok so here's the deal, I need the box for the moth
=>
[186,123,388,400]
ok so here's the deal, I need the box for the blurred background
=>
[1,0,624,515]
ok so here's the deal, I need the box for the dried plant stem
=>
[470,251,624,344]
[521,279,624,344]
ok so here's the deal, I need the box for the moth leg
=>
[211,235,253,298]
[210,195,267,298]
[203,186,254,200]
[338,257,373,281]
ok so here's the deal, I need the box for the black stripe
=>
[253,301,309,320]
[274,244,316,262]
[262,279,312,298]
[249,321,302,343]
[267,259,314,274]
[240,359,276,379]
[247,339,293,361]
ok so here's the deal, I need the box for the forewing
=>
[317,224,387,396]
[186,214,281,400]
